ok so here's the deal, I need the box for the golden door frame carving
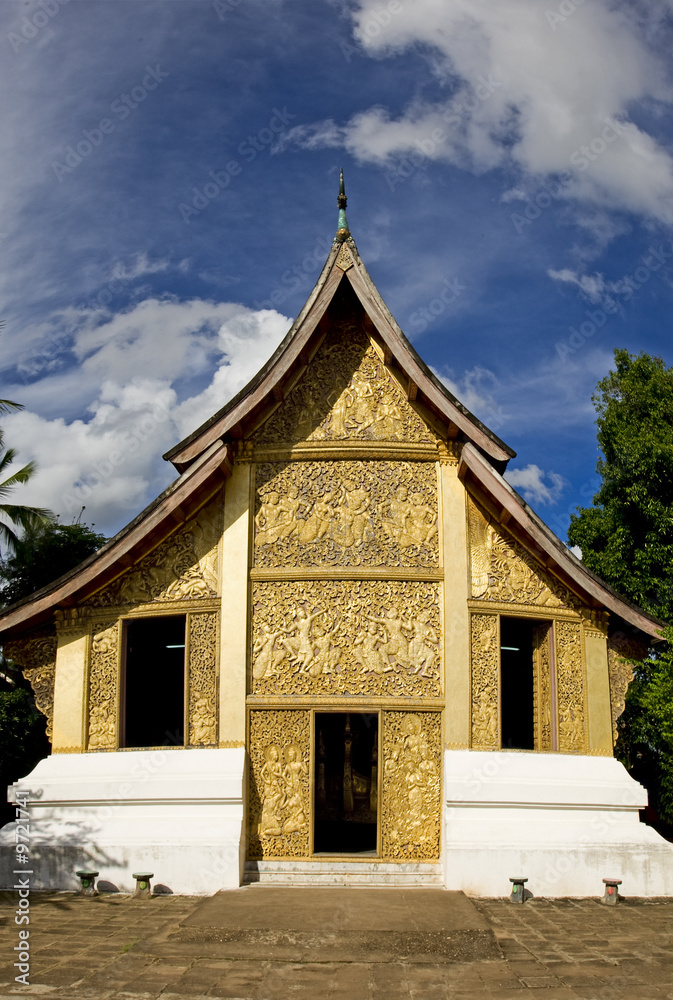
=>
[469,611,586,754]
[86,608,220,751]
[247,707,442,863]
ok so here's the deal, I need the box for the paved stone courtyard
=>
[1,887,673,999]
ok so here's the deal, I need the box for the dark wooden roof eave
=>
[0,440,232,640]
[165,238,515,472]
[458,442,665,642]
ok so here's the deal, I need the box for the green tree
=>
[0,400,52,552]
[568,349,673,827]
[0,520,107,608]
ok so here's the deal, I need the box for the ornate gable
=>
[85,495,222,609]
[255,319,435,446]
[468,496,579,609]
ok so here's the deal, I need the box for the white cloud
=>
[2,298,291,534]
[433,364,507,432]
[547,268,611,304]
[288,0,673,226]
[505,464,567,506]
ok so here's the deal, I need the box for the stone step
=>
[166,886,501,964]
[243,859,445,886]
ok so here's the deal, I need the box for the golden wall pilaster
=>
[51,612,89,753]
[219,461,251,747]
[441,460,470,748]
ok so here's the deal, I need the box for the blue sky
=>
[2,0,673,543]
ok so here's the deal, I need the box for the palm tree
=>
[0,400,53,552]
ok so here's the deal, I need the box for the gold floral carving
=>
[251,580,441,698]
[335,243,354,271]
[607,636,646,744]
[468,499,578,608]
[555,620,585,753]
[533,622,554,751]
[255,322,434,445]
[470,614,499,749]
[248,709,310,859]
[87,621,119,750]
[5,633,57,740]
[381,711,441,860]
[254,460,438,569]
[86,499,221,608]
[188,612,218,746]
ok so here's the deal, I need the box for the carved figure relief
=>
[254,461,439,568]
[555,620,586,753]
[532,622,554,751]
[255,322,434,445]
[87,621,119,750]
[607,636,646,745]
[4,633,57,740]
[381,712,441,860]
[470,614,499,750]
[87,498,221,607]
[188,612,218,746]
[251,580,441,698]
[468,498,578,608]
[248,709,310,858]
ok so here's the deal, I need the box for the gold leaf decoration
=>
[251,580,442,698]
[255,322,434,445]
[381,711,442,860]
[254,460,438,569]
[248,709,311,859]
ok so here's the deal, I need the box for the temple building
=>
[1,176,672,896]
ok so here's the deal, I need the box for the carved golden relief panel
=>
[251,580,442,698]
[555,620,586,753]
[5,632,57,741]
[381,711,442,861]
[468,498,579,608]
[248,709,311,859]
[86,497,222,608]
[87,620,120,750]
[188,612,218,746]
[607,636,646,745]
[533,623,554,751]
[255,322,435,445]
[254,460,439,569]
[470,614,500,750]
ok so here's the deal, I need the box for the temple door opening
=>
[314,712,378,855]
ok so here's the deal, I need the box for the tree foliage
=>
[0,520,107,608]
[0,400,53,553]
[568,349,673,827]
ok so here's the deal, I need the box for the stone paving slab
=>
[2,890,673,998]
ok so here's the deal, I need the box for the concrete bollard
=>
[75,870,99,896]
[509,877,528,903]
[132,871,154,898]
[602,877,622,905]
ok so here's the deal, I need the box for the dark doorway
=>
[123,616,186,748]
[314,712,378,855]
[500,617,535,750]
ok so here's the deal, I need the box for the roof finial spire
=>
[336,167,350,242]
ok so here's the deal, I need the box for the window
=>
[500,617,537,750]
[122,616,186,748]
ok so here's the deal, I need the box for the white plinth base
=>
[0,748,245,895]
[443,750,673,897]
